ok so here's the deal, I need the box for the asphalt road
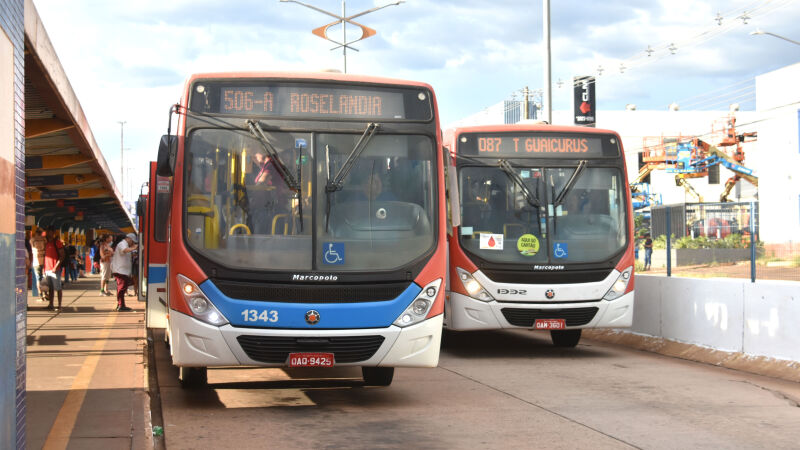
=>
[152,328,800,449]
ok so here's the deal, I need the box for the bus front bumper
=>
[169,311,442,368]
[446,291,634,331]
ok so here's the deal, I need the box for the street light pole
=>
[117,121,126,199]
[542,0,552,124]
[750,28,800,46]
[280,0,404,73]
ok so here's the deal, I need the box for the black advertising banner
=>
[573,76,596,127]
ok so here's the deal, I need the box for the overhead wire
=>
[557,0,796,89]
[487,0,796,118]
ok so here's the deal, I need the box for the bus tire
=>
[179,366,208,388]
[550,329,581,348]
[362,367,394,386]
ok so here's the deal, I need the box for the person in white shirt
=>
[30,228,47,301]
[110,233,138,311]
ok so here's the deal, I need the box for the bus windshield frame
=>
[179,79,440,278]
[455,131,629,267]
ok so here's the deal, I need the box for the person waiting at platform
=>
[25,232,33,298]
[30,228,47,301]
[110,233,138,311]
[42,226,66,311]
[99,234,114,296]
[643,233,653,271]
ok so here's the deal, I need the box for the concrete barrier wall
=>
[633,275,800,362]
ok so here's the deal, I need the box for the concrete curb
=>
[584,329,800,383]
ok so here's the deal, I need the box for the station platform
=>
[25,273,153,449]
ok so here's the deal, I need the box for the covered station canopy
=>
[23,3,134,234]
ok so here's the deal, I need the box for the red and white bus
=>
[445,124,635,347]
[150,72,447,387]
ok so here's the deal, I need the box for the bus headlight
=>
[393,279,441,328]
[603,267,633,301]
[177,274,229,326]
[456,267,494,302]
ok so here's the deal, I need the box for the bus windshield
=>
[458,164,627,264]
[184,128,436,272]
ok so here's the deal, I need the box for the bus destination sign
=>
[458,133,617,158]
[190,82,435,120]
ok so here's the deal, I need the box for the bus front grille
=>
[236,335,386,363]
[213,280,410,303]
[500,307,599,327]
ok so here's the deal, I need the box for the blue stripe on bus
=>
[200,279,421,329]
[148,265,167,284]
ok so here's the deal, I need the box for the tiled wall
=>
[0,0,24,448]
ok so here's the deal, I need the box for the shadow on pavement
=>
[441,328,617,360]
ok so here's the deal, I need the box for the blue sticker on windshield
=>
[553,242,568,259]
[323,242,345,265]
[295,138,307,149]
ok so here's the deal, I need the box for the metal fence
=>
[640,202,799,282]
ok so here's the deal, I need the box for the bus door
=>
[146,161,171,329]
[136,192,148,303]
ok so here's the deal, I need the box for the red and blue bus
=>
[445,124,635,347]
[151,72,447,387]
[137,161,170,329]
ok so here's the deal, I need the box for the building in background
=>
[447,63,800,246]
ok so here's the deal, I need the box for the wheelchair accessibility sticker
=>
[323,242,345,264]
[553,242,568,258]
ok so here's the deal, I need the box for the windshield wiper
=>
[498,159,542,208]
[246,120,301,193]
[325,123,379,193]
[247,119,303,232]
[553,160,588,207]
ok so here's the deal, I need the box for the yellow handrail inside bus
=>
[187,192,220,248]
[229,223,251,235]
[272,214,289,235]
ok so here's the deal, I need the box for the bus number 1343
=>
[241,309,279,323]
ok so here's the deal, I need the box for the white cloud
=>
[31,0,800,199]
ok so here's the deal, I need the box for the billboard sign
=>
[573,76,596,127]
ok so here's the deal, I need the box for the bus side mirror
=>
[443,145,461,232]
[156,135,176,177]
[136,197,145,217]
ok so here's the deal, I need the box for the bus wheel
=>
[362,367,394,386]
[550,329,582,348]
[179,366,208,388]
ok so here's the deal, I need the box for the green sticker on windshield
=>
[517,234,540,256]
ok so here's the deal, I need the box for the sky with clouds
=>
[32,0,800,201]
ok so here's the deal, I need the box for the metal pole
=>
[750,201,756,282]
[750,29,800,46]
[342,0,347,73]
[542,0,552,124]
[666,207,672,277]
[523,86,529,120]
